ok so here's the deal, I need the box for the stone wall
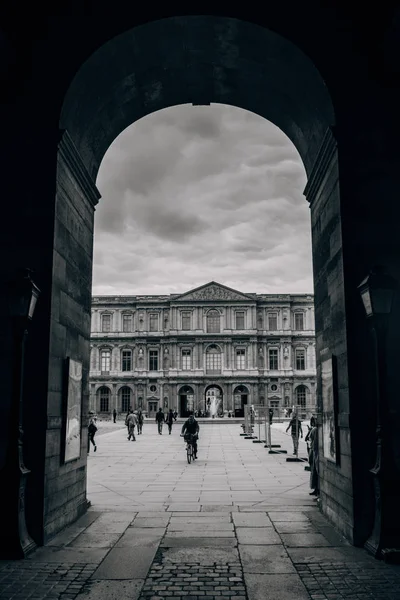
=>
[43,131,100,541]
[305,128,354,542]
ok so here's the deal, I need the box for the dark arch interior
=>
[60,15,335,180]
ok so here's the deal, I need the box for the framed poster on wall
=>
[62,357,83,463]
[321,354,340,465]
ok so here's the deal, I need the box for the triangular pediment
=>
[174,282,255,302]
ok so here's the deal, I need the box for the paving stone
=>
[161,548,240,565]
[267,511,310,522]
[116,528,165,548]
[165,530,234,538]
[132,518,171,528]
[239,545,296,574]
[236,527,281,545]
[92,547,158,579]
[68,532,121,548]
[161,537,238,548]
[168,523,234,532]
[244,572,310,599]
[232,513,272,527]
[273,521,317,534]
[280,533,332,547]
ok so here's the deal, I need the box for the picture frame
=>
[61,357,83,464]
[321,354,340,465]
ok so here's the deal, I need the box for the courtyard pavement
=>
[1,422,400,600]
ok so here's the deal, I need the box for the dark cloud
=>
[93,104,312,295]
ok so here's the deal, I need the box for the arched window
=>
[206,344,222,374]
[207,310,220,333]
[99,386,110,412]
[100,349,111,372]
[296,385,307,408]
[120,386,131,413]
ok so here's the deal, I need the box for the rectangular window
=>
[101,314,111,332]
[182,312,191,330]
[269,348,278,370]
[182,349,191,370]
[268,313,278,331]
[122,350,132,371]
[296,349,306,370]
[294,313,304,330]
[122,314,132,332]
[236,311,245,330]
[149,350,158,371]
[236,349,246,369]
[149,313,158,332]
[101,350,111,372]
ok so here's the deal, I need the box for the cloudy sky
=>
[93,104,313,296]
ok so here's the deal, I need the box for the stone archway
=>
[37,16,343,547]
[3,10,400,556]
[204,384,224,417]
[178,385,195,418]
[233,385,250,418]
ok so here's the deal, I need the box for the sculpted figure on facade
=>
[179,283,250,301]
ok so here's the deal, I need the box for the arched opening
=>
[178,385,194,418]
[54,14,343,543]
[7,13,379,555]
[233,385,249,418]
[205,384,224,417]
[97,386,111,414]
[119,386,132,414]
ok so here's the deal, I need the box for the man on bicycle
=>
[181,412,200,458]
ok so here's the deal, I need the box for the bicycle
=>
[181,433,197,464]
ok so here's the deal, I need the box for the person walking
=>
[173,410,178,421]
[126,410,138,441]
[155,407,165,434]
[165,408,174,435]
[286,413,303,455]
[113,408,117,423]
[88,412,97,453]
[137,409,144,434]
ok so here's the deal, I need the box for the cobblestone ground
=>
[295,561,400,599]
[139,548,246,600]
[0,562,97,599]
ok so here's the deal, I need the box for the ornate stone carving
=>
[176,283,250,301]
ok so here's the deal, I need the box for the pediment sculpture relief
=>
[176,283,251,301]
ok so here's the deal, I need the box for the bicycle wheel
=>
[187,443,192,464]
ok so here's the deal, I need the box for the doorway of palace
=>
[205,385,223,417]
[233,385,249,418]
[179,386,194,418]
[147,400,158,418]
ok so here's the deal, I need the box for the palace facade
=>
[89,282,317,418]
